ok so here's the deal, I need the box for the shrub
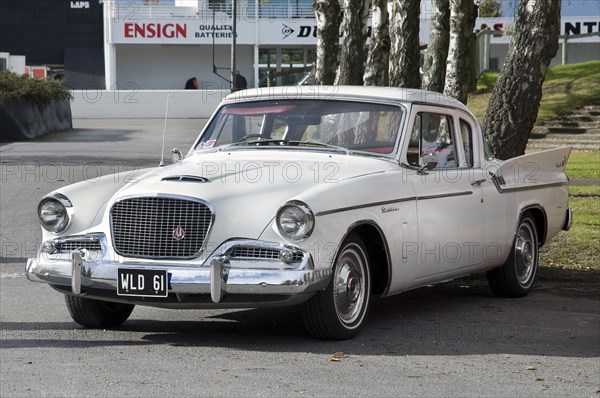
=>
[0,71,72,110]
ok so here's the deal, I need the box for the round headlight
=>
[276,201,315,241]
[38,196,72,233]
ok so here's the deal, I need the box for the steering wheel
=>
[235,134,286,146]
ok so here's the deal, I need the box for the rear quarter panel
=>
[489,147,571,246]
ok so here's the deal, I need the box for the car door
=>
[401,105,487,281]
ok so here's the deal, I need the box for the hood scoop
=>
[161,175,209,183]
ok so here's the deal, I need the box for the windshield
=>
[194,100,404,156]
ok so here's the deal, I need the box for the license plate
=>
[117,269,168,297]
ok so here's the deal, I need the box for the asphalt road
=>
[1,120,599,397]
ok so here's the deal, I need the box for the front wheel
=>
[65,295,134,328]
[302,234,371,340]
[487,213,539,298]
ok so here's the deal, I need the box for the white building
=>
[102,0,600,90]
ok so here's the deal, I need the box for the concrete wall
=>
[552,42,600,66]
[70,89,230,118]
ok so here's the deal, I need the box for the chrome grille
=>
[229,247,304,262]
[111,197,212,259]
[56,240,102,252]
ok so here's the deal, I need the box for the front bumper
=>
[26,238,332,308]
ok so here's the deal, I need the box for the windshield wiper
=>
[229,139,287,147]
[288,140,351,154]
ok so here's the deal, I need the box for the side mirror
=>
[420,153,438,171]
[171,148,183,164]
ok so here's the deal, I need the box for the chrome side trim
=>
[417,191,473,201]
[316,191,474,217]
[491,177,568,194]
[316,197,416,217]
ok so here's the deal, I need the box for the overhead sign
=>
[124,22,187,39]
[110,16,600,46]
[112,19,254,44]
[70,1,90,8]
[564,20,599,35]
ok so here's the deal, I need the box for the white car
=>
[27,86,572,340]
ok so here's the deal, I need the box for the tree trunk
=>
[314,0,342,85]
[388,0,421,88]
[483,0,561,160]
[335,0,370,85]
[443,0,477,104]
[421,0,450,92]
[363,0,390,86]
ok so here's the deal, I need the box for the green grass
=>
[569,185,600,196]
[468,60,600,123]
[538,150,600,275]
[566,151,600,179]
[476,71,500,92]
[539,193,599,273]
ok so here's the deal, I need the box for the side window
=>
[460,119,473,167]
[408,112,457,169]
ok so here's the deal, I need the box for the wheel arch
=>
[519,205,548,247]
[339,220,391,297]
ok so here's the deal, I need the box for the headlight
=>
[38,195,72,233]
[276,200,315,241]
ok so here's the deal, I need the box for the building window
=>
[208,0,227,13]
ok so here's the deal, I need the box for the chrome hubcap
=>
[333,247,366,325]
[514,221,536,285]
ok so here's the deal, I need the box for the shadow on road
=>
[2,284,598,358]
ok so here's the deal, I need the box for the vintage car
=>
[27,86,572,340]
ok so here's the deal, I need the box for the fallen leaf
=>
[525,366,537,371]
[329,352,348,362]
[535,377,545,382]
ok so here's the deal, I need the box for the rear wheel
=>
[65,295,134,328]
[302,234,371,340]
[487,213,539,298]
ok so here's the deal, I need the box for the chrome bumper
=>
[26,239,332,307]
[563,207,573,231]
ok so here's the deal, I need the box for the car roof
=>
[224,85,472,114]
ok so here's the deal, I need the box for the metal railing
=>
[109,1,316,20]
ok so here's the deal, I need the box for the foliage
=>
[468,61,600,122]
[0,72,72,110]
[478,0,503,17]
[475,71,500,91]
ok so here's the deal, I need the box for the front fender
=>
[39,168,153,241]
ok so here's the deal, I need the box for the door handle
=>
[470,178,486,186]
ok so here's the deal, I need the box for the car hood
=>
[106,149,399,240]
